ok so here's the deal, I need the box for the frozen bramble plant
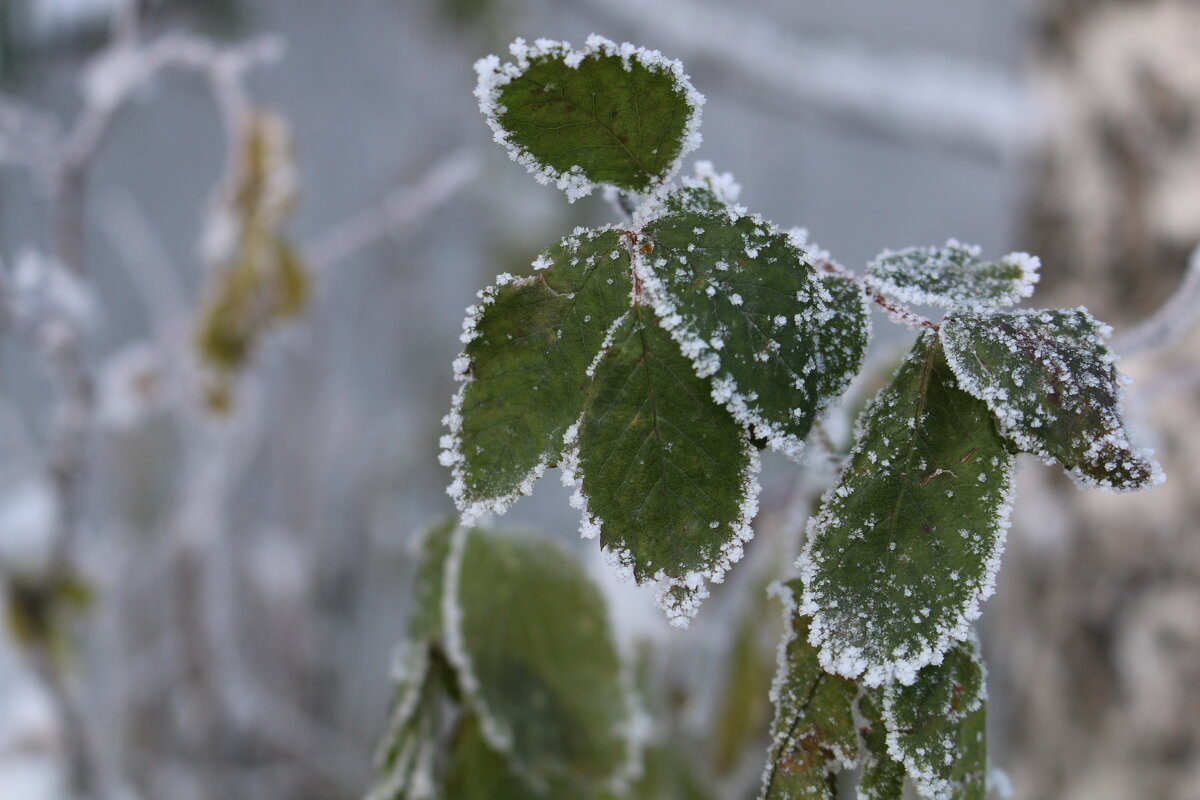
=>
[425,35,1162,800]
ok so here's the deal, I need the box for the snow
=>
[474,35,704,202]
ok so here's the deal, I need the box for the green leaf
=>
[572,304,759,626]
[882,638,987,800]
[941,308,1162,491]
[444,716,549,800]
[442,228,634,521]
[369,518,465,800]
[630,745,716,800]
[799,331,1015,686]
[444,527,635,787]
[407,517,458,643]
[367,646,440,800]
[475,36,702,200]
[865,241,1039,312]
[857,691,906,800]
[759,581,859,800]
[637,190,869,460]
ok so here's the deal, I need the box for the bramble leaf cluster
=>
[424,35,1162,800]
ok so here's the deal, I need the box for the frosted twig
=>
[817,258,938,330]
[578,0,1030,160]
[1112,244,1200,355]
[7,16,285,800]
[304,148,482,271]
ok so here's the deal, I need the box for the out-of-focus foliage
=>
[195,109,309,410]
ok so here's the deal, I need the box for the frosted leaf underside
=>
[941,308,1159,490]
[800,331,1014,687]
[760,582,858,800]
[578,304,756,626]
[866,241,1039,312]
[477,37,701,197]
[445,228,632,518]
[857,692,906,800]
[882,638,987,800]
[639,190,869,458]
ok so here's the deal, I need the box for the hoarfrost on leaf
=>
[442,227,633,523]
[474,35,703,201]
[941,308,1162,491]
[637,186,870,461]
[443,527,636,787]
[575,305,760,626]
[882,636,988,800]
[759,581,858,800]
[798,331,1015,687]
[865,240,1040,312]
[857,690,907,800]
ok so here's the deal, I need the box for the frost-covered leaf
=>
[369,519,461,800]
[882,638,987,800]
[758,581,858,800]
[444,527,634,786]
[443,716,552,800]
[475,36,703,201]
[637,190,869,460]
[941,308,1161,491]
[572,304,760,626]
[442,228,633,522]
[865,241,1039,312]
[799,331,1015,687]
[367,646,441,800]
[407,517,458,642]
[857,691,906,800]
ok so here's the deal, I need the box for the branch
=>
[1112,244,1200,356]
[304,148,482,271]
[816,258,938,331]
[578,0,1030,160]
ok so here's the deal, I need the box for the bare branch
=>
[579,0,1030,160]
[304,148,482,271]
[1113,244,1200,356]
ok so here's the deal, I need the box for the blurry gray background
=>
[1,1,1198,799]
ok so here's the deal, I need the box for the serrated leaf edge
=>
[880,634,987,800]
[796,331,1017,687]
[865,239,1041,313]
[439,271,554,524]
[561,422,762,628]
[474,35,704,202]
[439,228,632,524]
[633,206,863,463]
[757,582,857,800]
[941,307,1164,492]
